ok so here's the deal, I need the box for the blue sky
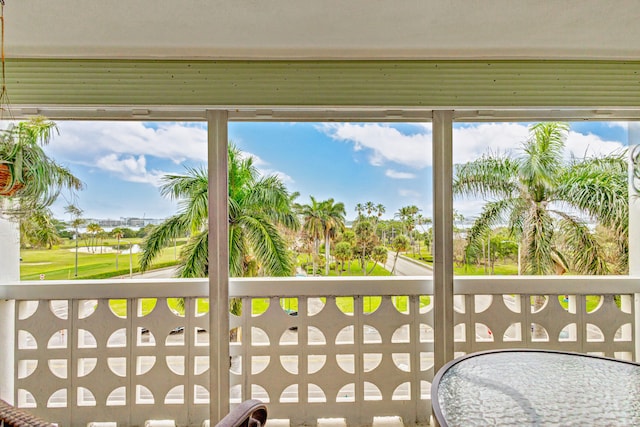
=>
[40,120,633,222]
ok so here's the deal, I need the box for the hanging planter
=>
[0,162,22,196]
[0,118,83,217]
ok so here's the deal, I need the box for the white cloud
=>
[454,123,626,164]
[385,169,416,179]
[51,121,208,164]
[319,123,431,168]
[262,169,294,185]
[399,189,421,198]
[239,150,293,184]
[95,154,167,186]
[565,131,625,158]
[49,121,297,187]
[452,123,530,164]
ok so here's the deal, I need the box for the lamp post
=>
[74,227,79,277]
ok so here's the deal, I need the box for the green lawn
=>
[250,295,431,316]
[108,297,210,317]
[20,238,182,280]
[454,263,519,275]
[299,256,391,277]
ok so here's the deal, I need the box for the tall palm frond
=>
[141,143,299,278]
[139,214,190,271]
[454,122,627,276]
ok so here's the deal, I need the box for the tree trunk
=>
[367,261,377,275]
[325,232,330,276]
[391,252,400,275]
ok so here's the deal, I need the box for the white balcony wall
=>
[0,215,20,404]
[3,276,638,427]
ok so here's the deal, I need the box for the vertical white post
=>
[0,214,19,403]
[629,123,640,361]
[208,110,230,423]
[432,111,455,373]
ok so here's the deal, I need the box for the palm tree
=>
[112,227,124,270]
[390,234,411,275]
[86,223,102,253]
[140,144,299,278]
[299,197,346,275]
[334,241,352,275]
[354,219,375,275]
[65,204,84,277]
[454,122,628,275]
[20,207,60,249]
[320,198,346,275]
[395,205,419,236]
[365,201,375,217]
[369,245,388,275]
[375,203,386,221]
[299,196,325,275]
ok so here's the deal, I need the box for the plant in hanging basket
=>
[0,117,83,216]
[0,162,23,196]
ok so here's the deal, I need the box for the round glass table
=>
[431,349,640,426]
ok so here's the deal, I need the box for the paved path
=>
[384,251,433,276]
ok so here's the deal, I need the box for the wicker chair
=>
[215,400,267,427]
[0,398,267,427]
[0,399,57,427]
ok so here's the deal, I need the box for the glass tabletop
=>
[432,350,640,427]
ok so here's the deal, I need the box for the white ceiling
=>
[6,0,640,60]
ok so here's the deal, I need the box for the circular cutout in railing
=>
[279,384,299,403]
[48,359,67,379]
[251,384,270,403]
[17,359,38,379]
[78,300,98,319]
[503,295,521,313]
[392,382,411,401]
[308,383,327,403]
[77,358,96,377]
[18,301,38,320]
[336,383,355,402]
[106,386,126,406]
[165,326,186,346]
[166,355,185,375]
[47,329,68,349]
[194,384,209,404]
[363,324,382,344]
[307,355,326,374]
[46,388,67,408]
[280,355,299,375]
[109,357,129,377]
[307,326,326,345]
[392,324,411,344]
[77,387,96,407]
[363,381,382,401]
[251,356,269,375]
[363,353,382,372]
[392,353,410,372]
[18,330,37,350]
[78,329,97,348]
[107,328,127,348]
[420,352,434,372]
[164,385,185,405]
[336,354,355,374]
[420,324,434,343]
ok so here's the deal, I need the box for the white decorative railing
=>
[1,275,638,426]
